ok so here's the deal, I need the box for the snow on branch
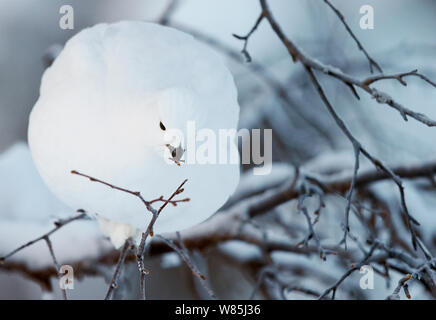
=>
[2,158,436,298]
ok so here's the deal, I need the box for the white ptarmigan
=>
[28,21,240,248]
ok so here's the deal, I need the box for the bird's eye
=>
[159,121,166,131]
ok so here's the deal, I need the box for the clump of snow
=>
[371,88,392,104]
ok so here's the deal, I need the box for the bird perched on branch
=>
[28,21,240,248]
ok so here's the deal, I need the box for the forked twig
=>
[72,170,189,300]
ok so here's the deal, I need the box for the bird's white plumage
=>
[28,21,240,248]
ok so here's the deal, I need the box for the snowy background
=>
[1,0,436,299]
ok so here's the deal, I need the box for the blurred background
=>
[1,0,436,299]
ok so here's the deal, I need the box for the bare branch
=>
[0,211,88,262]
[253,0,436,127]
[252,0,433,255]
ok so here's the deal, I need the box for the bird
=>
[28,21,240,248]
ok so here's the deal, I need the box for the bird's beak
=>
[165,143,185,166]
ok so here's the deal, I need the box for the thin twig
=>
[0,212,87,262]
[232,12,265,62]
[296,182,330,260]
[318,242,379,299]
[323,0,382,73]
[341,144,360,248]
[105,239,133,300]
[157,233,216,299]
[136,179,188,300]
[44,236,67,300]
[363,69,436,88]
[71,170,188,213]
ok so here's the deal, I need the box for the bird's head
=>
[109,87,197,164]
